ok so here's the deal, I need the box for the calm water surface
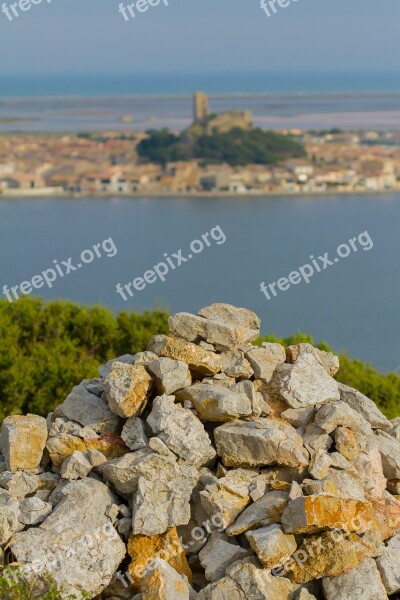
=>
[0,194,399,372]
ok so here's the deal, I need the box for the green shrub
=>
[0,570,88,599]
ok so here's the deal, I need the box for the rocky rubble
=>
[0,303,399,600]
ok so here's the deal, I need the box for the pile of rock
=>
[0,303,400,600]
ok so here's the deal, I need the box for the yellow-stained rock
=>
[281,495,375,534]
[46,432,128,467]
[128,528,192,592]
[149,335,221,375]
[104,363,152,418]
[369,494,400,540]
[0,414,48,472]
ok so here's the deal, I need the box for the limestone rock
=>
[168,307,259,352]
[121,416,149,451]
[302,424,333,454]
[87,448,107,467]
[142,559,190,600]
[132,351,159,366]
[281,495,374,535]
[376,530,400,594]
[334,426,361,461]
[104,362,152,418]
[281,407,315,429]
[18,496,52,525]
[322,558,387,600]
[176,384,252,422]
[214,418,309,468]
[61,451,92,480]
[149,335,221,376]
[375,431,400,479]
[10,479,126,599]
[286,343,340,376]
[197,303,260,331]
[338,383,392,430]
[245,524,296,569]
[98,354,135,377]
[57,384,119,433]
[128,527,192,591]
[314,400,373,435]
[245,343,286,382]
[0,414,47,472]
[147,358,191,395]
[200,480,250,529]
[46,432,128,467]
[229,380,270,418]
[147,395,216,467]
[220,350,253,379]
[0,490,23,543]
[227,490,288,536]
[0,471,38,499]
[198,533,249,582]
[269,354,340,409]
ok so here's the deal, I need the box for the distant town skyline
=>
[0,0,400,75]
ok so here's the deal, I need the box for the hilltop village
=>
[1,93,400,197]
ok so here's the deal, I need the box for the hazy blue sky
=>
[0,0,399,74]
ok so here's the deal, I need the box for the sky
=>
[0,0,399,75]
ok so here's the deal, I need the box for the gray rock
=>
[57,384,119,433]
[322,558,387,600]
[176,384,252,422]
[142,559,190,600]
[269,354,340,409]
[87,448,107,467]
[147,357,192,395]
[338,383,392,431]
[98,354,135,377]
[10,479,126,599]
[226,490,288,536]
[286,343,340,376]
[197,304,261,331]
[0,414,48,472]
[104,362,152,418]
[376,530,400,594]
[18,496,52,525]
[0,490,23,543]
[168,307,259,352]
[102,449,154,495]
[375,431,400,479]
[61,451,92,480]
[147,395,216,467]
[81,377,104,397]
[149,334,221,376]
[121,416,149,451]
[214,419,309,468]
[315,401,373,435]
[245,524,296,569]
[245,343,286,382]
[230,380,270,418]
[302,424,333,454]
[220,350,254,379]
[132,351,159,366]
[281,407,315,429]
[199,533,249,582]
[308,449,332,479]
[0,471,38,499]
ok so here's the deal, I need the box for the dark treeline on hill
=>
[0,297,399,421]
[137,127,306,167]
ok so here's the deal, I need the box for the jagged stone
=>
[61,451,92,480]
[322,558,387,600]
[147,395,216,467]
[176,384,252,422]
[281,495,374,534]
[199,480,250,529]
[57,384,119,433]
[46,432,128,467]
[87,448,107,467]
[0,490,23,543]
[375,430,400,479]
[98,354,135,377]
[198,533,249,582]
[127,527,192,591]
[220,350,253,379]
[149,335,221,376]
[376,530,400,594]
[227,490,288,536]
[10,479,126,599]
[308,449,331,479]
[132,351,159,366]
[243,343,286,383]
[0,471,38,499]
[286,343,340,376]
[147,358,192,395]
[302,424,333,454]
[315,400,373,435]
[338,382,392,430]
[18,496,52,525]
[0,414,47,472]
[281,407,315,429]
[214,418,309,468]
[121,416,149,451]
[269,354,340,409]
[245,524,296,569]
[230,380,270,417]
[104,362,152,418]
[168,307,259,352]
[81,377,104,397]
[334,426,361,460]
[142,559,191,600]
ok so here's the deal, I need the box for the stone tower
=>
[193,91,209,122]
